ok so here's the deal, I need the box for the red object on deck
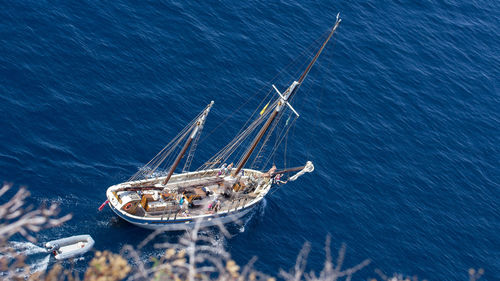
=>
[98,200,109,211]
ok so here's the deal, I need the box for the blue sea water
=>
[1,0,499,279]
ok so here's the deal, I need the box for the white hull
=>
[106,168,271,231]
[110,202,255,231]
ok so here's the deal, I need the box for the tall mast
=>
[233,109,280,176]
[162,101,214,185]
[297,14,342,86]
[233,15,341,176]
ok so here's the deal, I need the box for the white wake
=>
[6,241,51,274]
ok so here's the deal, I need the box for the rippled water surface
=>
[1,1,498,279]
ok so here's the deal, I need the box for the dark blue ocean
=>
[1,0,498,279]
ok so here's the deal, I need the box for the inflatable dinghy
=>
[45,234,94,260]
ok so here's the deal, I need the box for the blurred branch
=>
[0,183,483,281]
[0,183,73,280]
[281,236,371,281]
[0,183,72,243]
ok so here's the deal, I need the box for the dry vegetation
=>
[0,183,71,280]
[0,184,484,281]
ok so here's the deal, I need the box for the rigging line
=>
[281,31,330,89]
[149,115,198,162]
[155,108,202,152]
[269,184,284,196]
[255,34,330,168]
[286,52,316,104]
[250,109,283,168]
[272,112,294,150]
[135,131,187,180]
[161,133,189,166]
[230,106,277,166]
[230,88,276,144]
[290,26,339,105]
[289,54,314,85]
[262,117,283,168]
[133,119,191,171]
[261,115,294,169]
[129,107,205,180]
[151,103,210,168]
[284,126,288,172]
[252,103,292,167]
[199,86,273,144]
[214,104,273,161]
[200,30,332,170]
[275,30,330,86]
[295,29,331,63]
[262,117,298,169]
[286,116,300,177]
[284,34,338,135]
[203,124,251,168]
[306,35,338,158]
[266,121,299,190]
[262,29,330,91]
[200,85,276,146]
[199,30,330,145]
[198,103,275,170]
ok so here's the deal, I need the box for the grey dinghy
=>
[45,235,95,260]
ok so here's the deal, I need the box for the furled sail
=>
[288,161,315,181]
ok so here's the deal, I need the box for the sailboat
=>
[103,15,341,230]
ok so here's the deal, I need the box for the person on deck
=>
[273,173,288,185]
[214,199,221,212]
[179,193,188,212]
[218,163,227,177]
[226,163,234,175]
[208,199,217,213]
[50,244,60,256]
[179,196,184,208]
[262,164,277,178]
[269,164,276,176]
[202,186,211,196]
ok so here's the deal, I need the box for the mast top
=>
[162,101,214,185]
[296,13,341,86]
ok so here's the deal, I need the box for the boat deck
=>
[136,184,258,218]
[110,169,270,220]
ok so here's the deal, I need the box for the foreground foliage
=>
[0,184,484,281]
